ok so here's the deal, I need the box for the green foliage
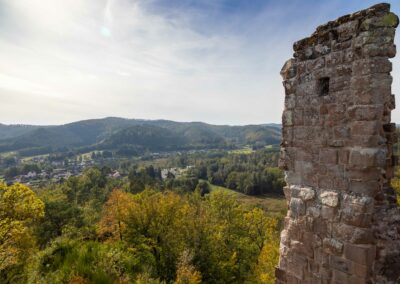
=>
[189,149,284,195]
[103,125,186,152]
[195,181,210,197]
[128,166,162,194]
[34,189,83,248]
[0,118,281,156]
[4,164,41,179]
[166,177,199,194]
[0,183,44,282]
[175,250,202,284]
[391,167,400,205]
[30,239,145,283]
[0,124,41,141]
[122,190,280,283]
[62,167,110,205]
[0,161,283,283]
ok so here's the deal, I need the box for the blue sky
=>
[0,0,399,125]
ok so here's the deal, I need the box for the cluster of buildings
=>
[161,165,193,179]
[5,159,97,186]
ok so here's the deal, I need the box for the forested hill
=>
[0,117,281,156]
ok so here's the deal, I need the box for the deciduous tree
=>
[0,183,44,278]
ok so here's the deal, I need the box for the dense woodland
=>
[0,143,286,284]
[187,147,283,195]
[0,166,282,283]
[0,118,281,157]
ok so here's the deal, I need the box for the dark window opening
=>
[318,77,330,96]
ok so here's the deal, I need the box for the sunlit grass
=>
[21,154,49,163]
[0,151,17,158]
[207,182,287,216]
[228,146,254,155]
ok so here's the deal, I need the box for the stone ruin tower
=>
[276,3,400,283]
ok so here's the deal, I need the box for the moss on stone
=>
[361,12,399,31]
[379,12,399,28]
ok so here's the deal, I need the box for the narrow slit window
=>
[318,77,330,96]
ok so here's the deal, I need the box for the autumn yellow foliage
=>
[391,167,400,206]
[174,250,202,284]
[0,183,44,272]
[97,189,134,241]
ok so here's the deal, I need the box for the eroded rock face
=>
[276,3,400,283]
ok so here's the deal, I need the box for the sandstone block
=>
[280,230,290,246]
[319,148,338,164]
[293,109,304,125]
[275,267,287,282]
[287,254,307,280]
[342,194,374,214]
[337,20,359,42]
[347,275,369,284]
[338,149,350,164]
[350,121,380,136]
[289,198,306,218]
[332,269,350,284]
[306,57,325,71]
[313,218,328,236]
[321,205,337,219]
[323,238,344,255]
[283,79,297,94]
[326,51,343,67]
[363,43,397,58]
[283,110,294,126]
[350,228,374,244]
[352,58,392,75]
[349,261,370,278]
[360,12,399,31]
[291,240,313,258]
[318,175,334,189]
[349,180,379,196]
[334,222,373,244]
[307,206,321,218]
[330,255,351,274]
[344,243,376,265]
[348,147,386,169]
[334,126,350,139]
[285,94,296,109]
[285,171,302,185]
[299,187,315,201]
[329,140,344,147]
[347,105,383,121]
[341,210,372,228]
[320,191,339,207]
[281,58,297,79]
[358,28,395,46]
[314,44,331,56]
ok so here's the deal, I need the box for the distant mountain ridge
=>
[0,117,281,156]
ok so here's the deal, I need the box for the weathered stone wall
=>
[276,3,400,283]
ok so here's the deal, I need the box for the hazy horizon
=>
[0,116,283,127]
[1,0,400,125]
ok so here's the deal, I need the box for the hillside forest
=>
[0,146,286,284]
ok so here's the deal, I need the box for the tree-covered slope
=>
[0,117,281,155]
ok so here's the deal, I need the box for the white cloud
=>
[0,0,399,125]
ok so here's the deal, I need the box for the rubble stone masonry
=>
[276,3,400,283]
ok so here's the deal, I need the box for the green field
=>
[228,146,254,155]
[0,151,17,158]
[207,182,287,216]
[228,144,279,155]
[21,154,49,163]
